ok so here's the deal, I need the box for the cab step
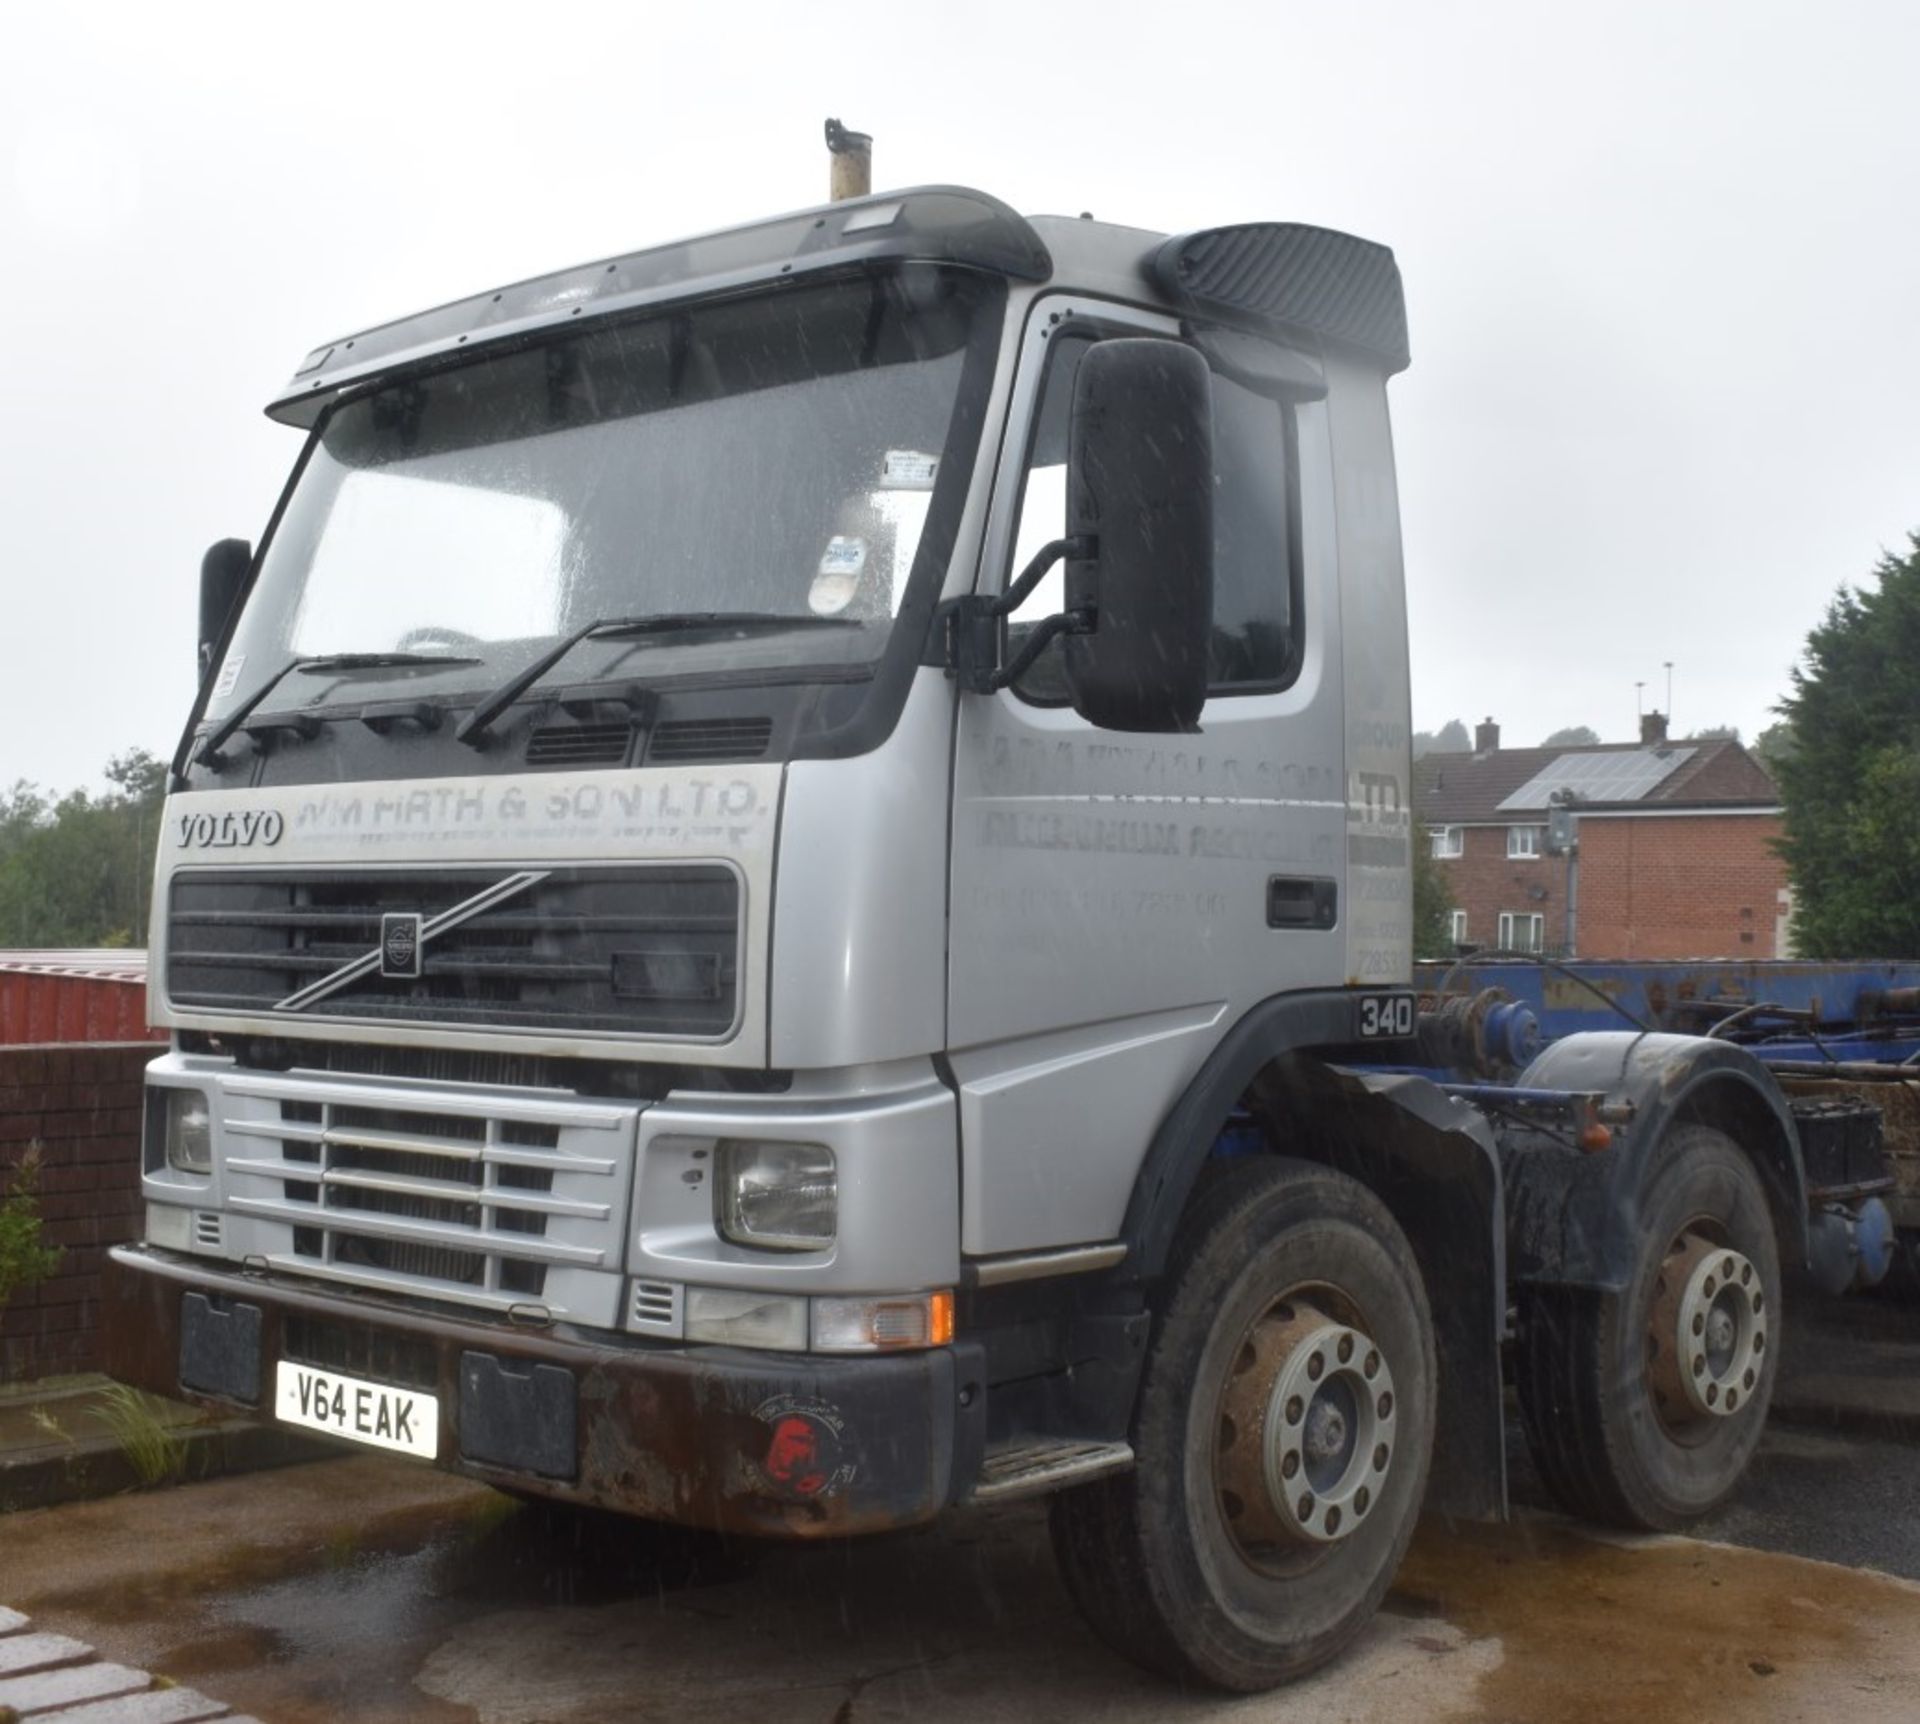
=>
[971,1439,1134,1503]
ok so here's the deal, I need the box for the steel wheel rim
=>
[1647,1228,1767,1438]
[1214,1290,1398,1569]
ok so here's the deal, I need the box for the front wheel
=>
[1515,1123,1781,1531]
[1050,1157,1436,1692]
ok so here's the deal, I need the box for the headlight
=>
[164,1090,213,1175]
[716,1141,836,1252]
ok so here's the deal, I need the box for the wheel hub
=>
[1648,1232,1767,1422]
[1216,1301,1397,1550]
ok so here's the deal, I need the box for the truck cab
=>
[108,184,1794,1691]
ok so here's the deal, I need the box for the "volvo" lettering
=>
[176,809,285,849]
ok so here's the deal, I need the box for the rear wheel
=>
[1049,1157,1435,1691]
[1515,1124,1780,1531]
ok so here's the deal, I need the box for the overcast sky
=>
[3,0,1915,791]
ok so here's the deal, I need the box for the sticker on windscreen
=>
[881,449,939,490]
[212,653,246,700]
[809,535,868,616]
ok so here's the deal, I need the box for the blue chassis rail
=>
[1414,958,1920,1068]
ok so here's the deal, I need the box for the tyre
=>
[1049,1156,1436,1691]
[1514,1123,1780,1532]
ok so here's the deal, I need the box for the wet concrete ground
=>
[4,1424,1920,1724]
[5,1294,1919,1722]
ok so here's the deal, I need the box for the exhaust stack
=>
[825,118,872,202]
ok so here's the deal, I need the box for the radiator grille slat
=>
[217,1084,634,1308]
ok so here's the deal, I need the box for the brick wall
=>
[0,1044,156,1382]
[1434,824,1571,953]
[1577,815,1787,960]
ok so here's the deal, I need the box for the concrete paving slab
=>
[0,1631,93,1676]
[0,1659,150,1713]
[0,1612,247,1722]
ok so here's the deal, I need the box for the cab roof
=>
[268,186,1407,426]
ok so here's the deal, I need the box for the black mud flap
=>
[458,1351,578,1480]
[179,1292,263,1405]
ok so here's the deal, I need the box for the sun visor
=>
[268,186,1051,427]
[1152,223,1410,375]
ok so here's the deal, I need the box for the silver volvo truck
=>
[109,181,1808,1689]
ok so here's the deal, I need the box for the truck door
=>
[946,298,1348,1256]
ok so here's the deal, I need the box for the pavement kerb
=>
[0,1376,330,1514]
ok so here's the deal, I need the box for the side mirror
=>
[1063,339,1214,732]
[198,538,252,682]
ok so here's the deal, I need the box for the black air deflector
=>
[647,716,774,764]
[525,721,636,768]
[1153,223,1410,374]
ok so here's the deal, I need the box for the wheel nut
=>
[1282,1450,1300,1480]
[1692,1312,1705,1336]
[1286,1395,1304,1425]
[1355,1485,1371,1515]
[1307,1353,1325,1381]
[1722,1255,1736,1279]
[1706,1383,1719,1406]
[1365,1350,1380,1379]
[1744,1368,1756,1390]
[1325,1507,1342,1535]
[1374,1443,1391,1472]
[1338,1333,1354,1363]
[1297,1492,1315,1522]
[1377,1391,1393,1418]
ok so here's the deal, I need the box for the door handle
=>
[1267,876,1338,931]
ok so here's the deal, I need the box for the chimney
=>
[825,118,872,202]
[1640,710,1669,745]
[1474,717,1500,754]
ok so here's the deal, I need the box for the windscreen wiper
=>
[454,612,858,748]
[195,652,480,768]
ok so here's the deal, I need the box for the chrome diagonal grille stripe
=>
[274,870,551,1014]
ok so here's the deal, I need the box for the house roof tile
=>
[1413,738,1777,823]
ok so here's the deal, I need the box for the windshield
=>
[213,266,1000,714]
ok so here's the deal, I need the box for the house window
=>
[1499,911,1545,953]
[1430,825,1463,859]
[1448,909,1469,946]
[1507,825,1544,860]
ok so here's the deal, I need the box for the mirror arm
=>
[944,534,1096,694]
[995,533,1095,618]
[988,607,1095,692]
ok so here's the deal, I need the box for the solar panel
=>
[1497,747,1696,811]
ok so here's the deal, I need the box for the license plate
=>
[274,1360,438,1459]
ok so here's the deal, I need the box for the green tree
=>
[1753,721,1795,780]
[0,1151,62,1317]
[0,748,167,947]
[1774,532,1920,956]
[1687,724,1741,742]
[1542,725,1600,747]
[1411,831,1457,959]
[1413,718,1470,757]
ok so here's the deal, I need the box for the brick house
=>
[1413,715,1790,960]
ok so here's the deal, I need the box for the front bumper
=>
[107,1245,981,1538]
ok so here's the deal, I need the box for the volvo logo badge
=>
[379,913,424,979]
